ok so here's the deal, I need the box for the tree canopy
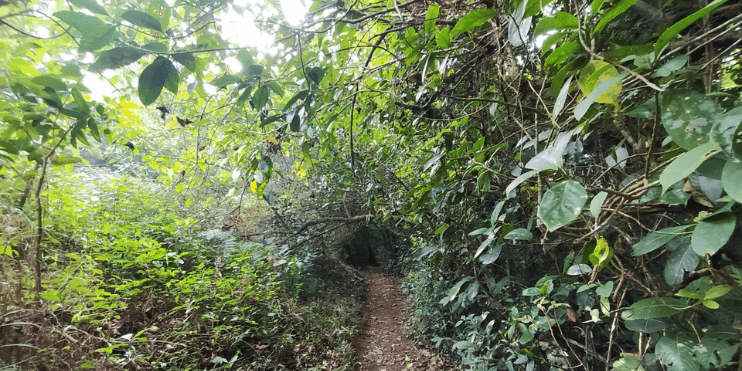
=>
[2,0,742,369]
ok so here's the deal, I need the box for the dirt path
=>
[353,269,451,371]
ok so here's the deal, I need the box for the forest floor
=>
[352,267,453,371]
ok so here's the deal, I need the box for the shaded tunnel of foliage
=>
[2,0,742,369]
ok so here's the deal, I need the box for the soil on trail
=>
[353,268,452,371]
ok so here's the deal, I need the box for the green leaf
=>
[655,0,729,54]
[52,155,83,166]
[691,213,736,256]
[436,26,451,48]
[479,245,502,265]
[576,61,623,115]
[713,106,742,160]
[534,12,577,35]
[252,85,270,110]
[665,241,699,286]
[147,0,171,32]
[440,277,474,305]
[475,233,496,259]
[210,74,242,87]
[545,41,581,67]
[589,237,613,268]
[306,66,325,85]
[69,0,108,16]
[659,187,691,206]
[424,3,439,33]
[506,169,538,197]
[697,325,738,368]
[504,228,533,241]
[31,76,68,91]
[413,246,437,261]
[655,332,700,371]
[450,9,497,38]
[452,340,475,349]
[594,0,641,34]
[704,285,731,300]
[612,356,646,371]
[172,52,196,71]
[721,160,742,203]
[661,89,722,150]
[138,56,177,106]
[141,42,168,53]
[659,141,720,193]
[622,297,687,319]
[122,10,163,33]
[93,47,150,71]
[538,180,587,231]
[652,55,688,77]
[590,191,607,219]
[632,225,690,256]
[552,75,572,119]
[624,318,668,333]
[525,127,580,171]
[53,11,116,51]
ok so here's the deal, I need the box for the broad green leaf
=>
[697,325,738,367]
[632,225,690,256]
[545,41,581,67]
[596,280,613,297]
[665,241,699,286]
[490,200,505,225]
[122,10,163,33]
[440,276,474,305]
[574,72,625,120]
[722,160,742,203]
[452,340,475,349]
[450,9,497,38]
[534,12,577,35]
[436,26,451,48]
[475,232,497,259]
[590,191,607,219]
[624,318,668,333]
[81,25,116,52]
[209,74,242,87]
[713,106,742,159]
[654,0,729,54]
[652,55,688,77]
[691,213,736,256]
[594,0,641,34]
[52,155,83,166]
[503,228,533,241]
[506,169,538,197]
[655,333,700,371]
[413,246,437,261]
[552,75,572,119]
[518,323,534,344]
[93,47,150,70]
[53,11,116,51]
[589,237,613,268]
[305,66,325,85]
[578,60,622,106]
[141,42,168,52]
[147,0,171,32]
[479,245,502,265]
[622,297,687,319]
[704,285,731,300]
[661,90,721,150]
[69,0,108,16]
[658,187,691,205]
[567,264,591,275]
[31,76,68,91]
[538,180,587,231]
[424,3,439,33]
[525,127,580,171]
[613,356,646,371]
[252,85,270,110]
[172,52,196,71]
[507,0,531,47]
[138,56,177,106]
[659,141,720,192]
[284,90,309,110]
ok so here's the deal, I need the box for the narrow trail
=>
[353,268,451,371]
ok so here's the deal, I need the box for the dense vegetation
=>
[1,0,741,369]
